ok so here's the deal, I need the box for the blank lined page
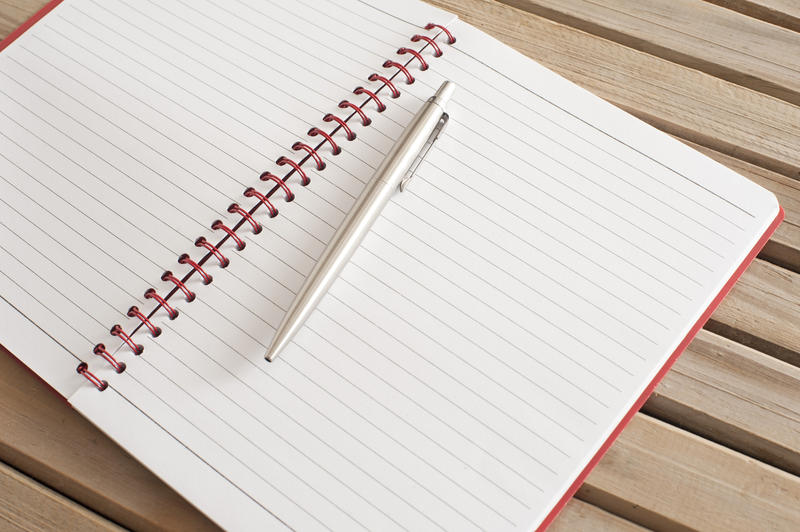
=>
[0,0,779,531]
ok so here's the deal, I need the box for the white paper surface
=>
[0,0,778,530]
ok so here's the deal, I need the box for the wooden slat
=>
[549,498,649,532]
[680,139,800,272]
[427,0,800,180]
[645,329,800,476]
[704,0,800,33]
[711,258,800,367]
[0,348,221,532]
[0,459,120,532]
[580,414,800,531]
[497,0,800,106]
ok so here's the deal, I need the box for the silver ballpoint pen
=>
[266,80,455,361]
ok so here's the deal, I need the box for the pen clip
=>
[399,111,449,192]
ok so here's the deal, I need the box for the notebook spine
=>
[76,22,457,391]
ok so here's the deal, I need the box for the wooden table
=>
[1,1,799,530]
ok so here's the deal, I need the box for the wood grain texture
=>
[0,0,40,39]
[705,0,800,33]
[0,459,120,532]
[646,329,800,476]
[498,0,800,106]
[580,414,800,531]
[0,347,221,532]
[428,0,800,180]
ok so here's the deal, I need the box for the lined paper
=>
[0,0,779,530]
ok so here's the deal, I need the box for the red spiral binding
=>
[353,86,386,112]
[93,344,126,373]
[396,47,429,71]
[382,60,415,84]
[82,22,455,380]
[242,189,278,218]
[410,35,442,57]
[111,324,143,355]
[144,288,180,319]
[178,254,212,285]
[260,172,295,201]
[338,100,372,126]
[77,362,108,390]
[323,113,356,141]
[127,306,162,337]
[307,127,342,155]
[425,23,456,44]
[368,73,400,98]
[196,237,230,268]
[212,220,247,249]
[161,270,196,302]
[275,157,310,186]
[228,203,262,234]
[292,142,326,170]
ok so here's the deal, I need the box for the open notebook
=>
[0,0,783,530]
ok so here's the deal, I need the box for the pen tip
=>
[265,332,290,362]
[265,344,279,362]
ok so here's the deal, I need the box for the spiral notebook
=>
[0,0,783,530]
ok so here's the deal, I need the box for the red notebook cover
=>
[0,2,786,529]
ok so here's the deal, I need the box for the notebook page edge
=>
[68,381,288,531]
[0,297,82,398]
[0,0,75,400]
[444,19,779,219]
[439,18,782,530]
[521,204,783,531]
[363,0,458,29]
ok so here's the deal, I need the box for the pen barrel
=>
[266,82,453,360]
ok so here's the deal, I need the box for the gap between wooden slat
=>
[550,498,650,532]
[711,258,800,368]
[644,329,800,476]
[496,0,800,107]
[705,0,800,33]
